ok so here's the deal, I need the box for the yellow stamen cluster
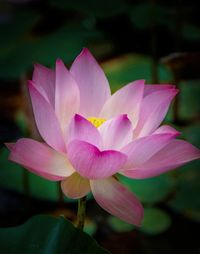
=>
[87,117,106,128]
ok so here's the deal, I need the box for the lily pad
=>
[0,215,109,254]
[108,216,134,233]
[119,174,175,204]
[141,208,171,235]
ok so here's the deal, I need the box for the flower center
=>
[87,117,106,128]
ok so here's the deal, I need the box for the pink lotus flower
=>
[6,48,200,226]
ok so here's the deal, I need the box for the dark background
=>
[0,0,200,253]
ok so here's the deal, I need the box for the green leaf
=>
[108,216,134,233]
[119,174,175,204]
[0,215,110,254]
[141,208,171,235]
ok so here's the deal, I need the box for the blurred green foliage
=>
[0,8,103,79]
[130,3,171,29]
[108,207,172,235]
[103,54,173,92]
[141,208,171,235]
[50,0,128,18]
[0,148,24,193]
[0,0,199,80]
[108,216,134,233]
[119,174,175,205]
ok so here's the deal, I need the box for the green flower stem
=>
[77,196,87,230]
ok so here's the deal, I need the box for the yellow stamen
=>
[87,117,106,128]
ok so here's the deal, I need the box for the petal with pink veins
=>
[26,167,65,181]
[153,125,180,136]
[122,140,200,179]
[90,177,144,226]
[133,88,178,138]
[7,138,74,180]
[61,173,90,199]
[121,133,177,170]
[144,84,175,97]
[100,80,144,127]
[67,140,127,179]
[99,114,132,150]
[28,81,66,153]
[66,114,102,148]
[33,64,55,106]
[70,48,111,117]
[5,143,15,150]
[55,59,80,130]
